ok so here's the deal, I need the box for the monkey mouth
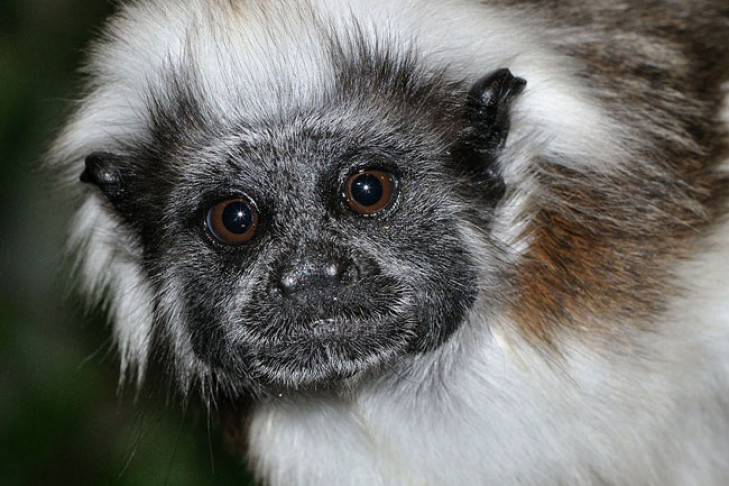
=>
[246,309,411,348]
[237,277,414,343]
[288,313,393,340]
[210,278,424,390]
[226,309,416,389]
[308,318,349,338]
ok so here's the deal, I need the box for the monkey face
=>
[221,170,479,386]
[86,116,476,392]
[162,123,480,391]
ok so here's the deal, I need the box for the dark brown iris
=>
[206,198,259,244]
[343,169,398,215]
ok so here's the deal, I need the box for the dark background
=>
[0,1,255,484]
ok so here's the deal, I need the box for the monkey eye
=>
[343,169,398,215]
[206,197,259,244]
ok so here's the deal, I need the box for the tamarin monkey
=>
[53,1,729,484]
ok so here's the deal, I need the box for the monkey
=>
[52,0,729,484]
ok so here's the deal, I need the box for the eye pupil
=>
[221,201,254,234]
[351,174,384,207]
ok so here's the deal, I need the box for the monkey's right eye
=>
[206,198,259,244]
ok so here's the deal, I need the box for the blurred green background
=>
[0,1,255,484]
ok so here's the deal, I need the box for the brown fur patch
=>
[510,160,729,347]
[498,0,729,347]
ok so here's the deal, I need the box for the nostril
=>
[324,257,361,285]
[324,261,341,279]
[279,273,299,293]
[278,265,310,296]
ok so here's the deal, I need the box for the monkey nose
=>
[277,257,359,297]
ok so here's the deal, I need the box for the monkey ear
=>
[463,68,526,156]
[80,152,127,205]
[453,68,525,199]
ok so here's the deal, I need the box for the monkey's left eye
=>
[206,198,259,244]
[343,169,398,215]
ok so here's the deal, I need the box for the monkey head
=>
[77,57,525,396]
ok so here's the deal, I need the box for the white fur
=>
[55,0,630,178]
[68,197,155,386]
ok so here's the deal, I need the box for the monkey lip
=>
[311,318,339,333]
[294,316,376,340]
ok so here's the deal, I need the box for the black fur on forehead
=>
[327,30,464,118]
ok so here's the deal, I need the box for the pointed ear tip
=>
[501,69,527,90]
[470,68,528,94]
[513,76,527,93]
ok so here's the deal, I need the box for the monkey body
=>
[54,0,729,484]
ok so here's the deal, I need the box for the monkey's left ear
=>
[463,68,526,157]
[454,68,526,193]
